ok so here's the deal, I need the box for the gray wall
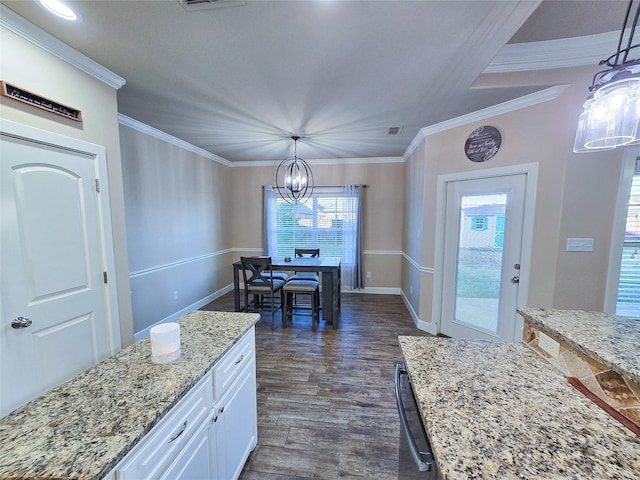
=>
[119,124,234,337]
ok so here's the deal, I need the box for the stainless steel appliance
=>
[395,363,438,479]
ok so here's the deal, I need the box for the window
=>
[264,185,363,289]
[616,161,640,316]
[471,216,488,231]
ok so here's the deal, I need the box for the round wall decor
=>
[464,126,501,162]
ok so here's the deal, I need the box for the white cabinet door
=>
[214,362,257,480]
[159,419,216,480]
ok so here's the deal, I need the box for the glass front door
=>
[441,174,527,341]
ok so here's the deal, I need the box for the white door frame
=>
[604,147,640,314]
[432,163,538,339]
[0,118,121,351]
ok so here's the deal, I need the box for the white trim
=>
[604,148,640,314]
[400,291,438,335]
[403,86,569,159]
[432,163,538,338]
[133,284,234,341]
[118,114,232,167]
[232,247,263,254]
[232,156,404,168]
[0,118,122,353]
[129,249,233,278]
[485,31,622,74]
[0,4,125,89]
[356,287,400,295]
[402,253,434,274]
[402,84,564,159]
[363,250,403,255]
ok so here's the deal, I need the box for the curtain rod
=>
[262,184,368,189]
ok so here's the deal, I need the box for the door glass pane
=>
[454,193,507,334]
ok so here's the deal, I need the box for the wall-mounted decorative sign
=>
[1,81,82,122]
[464,125,501,162]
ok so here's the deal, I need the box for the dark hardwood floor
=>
[201,291,432,479]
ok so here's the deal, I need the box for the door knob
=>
[511,276,520,284]
[11,316,32,329]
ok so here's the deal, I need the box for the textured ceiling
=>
[1,0,630,163]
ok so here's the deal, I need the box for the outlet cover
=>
[538,331,560,358]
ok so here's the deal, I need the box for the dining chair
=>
[289,248,320,282]
[240,256,285,330]
[283,278,320,331]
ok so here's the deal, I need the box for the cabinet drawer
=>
[117,372,213,480]
[213,329,255,400]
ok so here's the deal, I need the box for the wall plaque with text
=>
[1,81,82,122]
[465,126,501,162]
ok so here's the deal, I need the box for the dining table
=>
[233,256,341,328]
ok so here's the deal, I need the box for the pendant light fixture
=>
[274,135,314,203]
[574,0,640,152]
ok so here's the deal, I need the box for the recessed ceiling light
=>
[38,0,80,22]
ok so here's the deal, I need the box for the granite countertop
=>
[399,336,640,480]
[517,307,640,385]
[0,310,259,480]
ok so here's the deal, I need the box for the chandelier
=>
[574,0,640,152]
[274,135,314,203]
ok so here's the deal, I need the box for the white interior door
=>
[440,173,528,341]
[1,130,115,417]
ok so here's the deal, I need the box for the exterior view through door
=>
[439,170,532,342]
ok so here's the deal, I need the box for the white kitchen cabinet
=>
[110,327,257,480]
[211,328,257,480]
[115,372,214,480]
[159,418,216,480]
[213,356,257,480]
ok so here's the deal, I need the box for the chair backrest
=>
[240,256,274,287]
[295,248,320,258]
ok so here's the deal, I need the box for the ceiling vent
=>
[177,0,245,11]
[388,126,403,135]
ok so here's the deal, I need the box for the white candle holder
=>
[150,323,181,364]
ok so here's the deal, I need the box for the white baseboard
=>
[400,291,439,335]
[134,284,235,341]
[350,287,401,295]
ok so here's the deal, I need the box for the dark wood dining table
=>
[233,256,341,328]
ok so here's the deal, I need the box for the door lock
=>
[514,264,520,270]
[11,316,32,329]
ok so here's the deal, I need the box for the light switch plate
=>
[566,237,594,252]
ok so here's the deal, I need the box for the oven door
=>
[395,363,438,479]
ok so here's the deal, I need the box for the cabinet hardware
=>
[168,421,187,443]
[234,354,244,365]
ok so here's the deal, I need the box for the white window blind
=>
[616,160,640,316]
[264,185,363,289]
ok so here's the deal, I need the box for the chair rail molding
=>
[129,249,234,278]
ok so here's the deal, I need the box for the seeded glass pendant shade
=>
[574,1,640,152]
[274,136,314,203]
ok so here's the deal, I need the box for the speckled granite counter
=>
[518,308,640,385]
[399,336,640,479]
[0,310,259,480]
[518,308,640,428]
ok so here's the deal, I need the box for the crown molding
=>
[0,4,125,89]
[403,84,569,158]
[118,114,233,166]
[484,30,621,74]
[232,156,404,168]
